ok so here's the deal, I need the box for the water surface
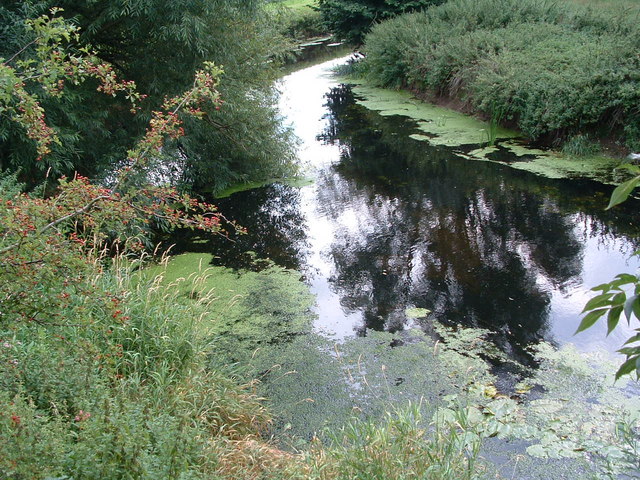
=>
[177,57,640,365]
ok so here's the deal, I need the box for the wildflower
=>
[74,410,91,422]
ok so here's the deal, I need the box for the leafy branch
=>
[580,162,640,379]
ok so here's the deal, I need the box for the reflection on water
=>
[175,57,640,363]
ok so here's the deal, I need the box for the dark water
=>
[175,57,640,365]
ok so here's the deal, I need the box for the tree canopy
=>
[0,0,295,192]
[317,0,444,44]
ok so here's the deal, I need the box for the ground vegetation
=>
[317,0,445,44]
[357,0,640,151]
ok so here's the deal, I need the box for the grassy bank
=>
[0,206,478,480]
[0,256,474,479]
[358,0,640,152]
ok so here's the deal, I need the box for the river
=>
[165,54,640,477]
[180,55,640,363]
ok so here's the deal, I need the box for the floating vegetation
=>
[147,253,640,477]
[349,82,518,147]
[405,307,431,319]
[348,80,623,183]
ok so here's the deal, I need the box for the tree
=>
[0,11,230,323]
[317,0,443,44]
[0,0,295,192]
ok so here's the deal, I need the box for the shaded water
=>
[177,57,640,365]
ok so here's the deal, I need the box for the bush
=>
[361,0,640,148]
[318,0,444,44]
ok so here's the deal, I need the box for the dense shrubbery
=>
[271,2,326,40]
[360,0,640,149]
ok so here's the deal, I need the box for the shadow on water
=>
[171,77,640,367]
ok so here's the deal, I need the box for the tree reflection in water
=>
[314,84,638,362]
[175,81,640,365]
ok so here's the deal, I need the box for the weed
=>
[561,134,601,157]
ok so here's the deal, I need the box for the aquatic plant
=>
[579,162,640,380]
[481,102,505,146]
[316,403,482,480]
[561,134,601,157]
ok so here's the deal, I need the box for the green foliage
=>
[606,163,640,209]
[561,134,601,157]
[579,255,640,380]
[270,1,326,40]
[580,162,640,379]
[0,1,296,192]
[360,0,640,149]
[317,0,444,44]
[0,262,271,479]
[318,404,481,479]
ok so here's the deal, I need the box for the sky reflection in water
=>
[186,57,640,363]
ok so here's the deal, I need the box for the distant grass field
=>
[281,0,317,11]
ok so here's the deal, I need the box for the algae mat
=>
[144,252,316,365]
[350,82,622,183]
[351,83,518,147]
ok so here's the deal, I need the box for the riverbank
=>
[356,0,640,155]
[345,79,625,183]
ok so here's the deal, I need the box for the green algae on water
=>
[349,82,518,147]
[144,254,640,477]
[145,253,316,365]
[347,79,623,183]
[460,140,622,182]
[405,307,431,319]
[250,319,640,477]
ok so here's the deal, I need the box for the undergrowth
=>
[0,173,483,479]
[359,0,640,151]
[270,0,326,41]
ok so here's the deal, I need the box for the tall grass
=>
[313,403,482,480]
[0,255,272,479]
